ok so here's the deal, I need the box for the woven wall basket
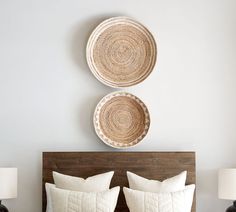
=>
[87,16,157,88]
[94,91,150,148]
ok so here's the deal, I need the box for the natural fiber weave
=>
[94,92,150,148]
[87,17,157,88]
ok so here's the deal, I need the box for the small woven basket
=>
[94,91,150,148]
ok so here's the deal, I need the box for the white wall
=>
[0,0,235,211]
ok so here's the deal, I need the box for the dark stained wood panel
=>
[42,152,196,212]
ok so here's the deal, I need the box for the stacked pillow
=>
[127,171,187,192]
[45,171,195,212]
[46,171,119,212]
[124,171,195,212]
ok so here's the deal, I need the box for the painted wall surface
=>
[0,0,236,211]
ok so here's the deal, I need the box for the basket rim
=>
[93,91,151,149]
[86,16,157,88]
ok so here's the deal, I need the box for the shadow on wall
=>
[70,13,124,78]
[197,169,230,211]
[70,14,125,149]
[77,95,101,144]
[77,92,118,149]
[198,169,218,197]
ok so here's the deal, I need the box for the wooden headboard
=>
[43,152,196,212]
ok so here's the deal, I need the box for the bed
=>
[42,152,196,212]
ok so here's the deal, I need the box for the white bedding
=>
[123,185,195,212]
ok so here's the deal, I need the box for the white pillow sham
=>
[123,185,195,212]
[127,171,187,192]
[51,186,120,212]
[53,171,114,192]
[45,183,55,212]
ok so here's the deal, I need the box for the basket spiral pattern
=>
[87,16,157,88]
[94,92,150,148]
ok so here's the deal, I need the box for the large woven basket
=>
[94,91,150,148]
[87,16,157,88]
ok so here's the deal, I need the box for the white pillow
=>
[123,185,195,212]
[53,171,114,192]
[51,186,120,212]
[45,183,55,212]
[127,171,187,192]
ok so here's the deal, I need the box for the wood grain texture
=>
[42,152,196,212]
